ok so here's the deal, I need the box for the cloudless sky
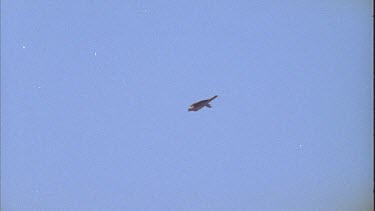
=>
[1,1,373,210]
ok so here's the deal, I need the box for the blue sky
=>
[1,1,373,210]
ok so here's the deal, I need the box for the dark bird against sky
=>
[188,95,218,112]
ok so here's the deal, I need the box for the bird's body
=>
[188,95,218,112]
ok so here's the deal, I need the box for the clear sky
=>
[1,1,373,210]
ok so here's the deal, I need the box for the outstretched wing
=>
[208,95,218,101]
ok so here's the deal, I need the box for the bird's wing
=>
[195,99,209,105]
[208,95,218,101]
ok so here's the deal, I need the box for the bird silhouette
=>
[188,95,218,112]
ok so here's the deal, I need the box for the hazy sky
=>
[2,1,373,210]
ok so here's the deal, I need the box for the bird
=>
[188,95,218,112]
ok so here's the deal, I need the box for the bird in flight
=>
[188,95,218,112]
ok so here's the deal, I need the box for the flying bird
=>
[188,95,218,112]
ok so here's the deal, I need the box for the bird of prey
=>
[188,95,218,112]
